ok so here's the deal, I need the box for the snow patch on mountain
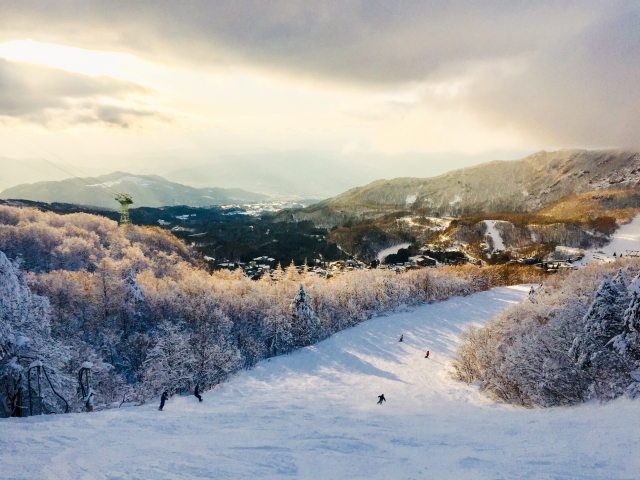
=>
[376,242,411,261]
[484,220,505,251]
[405,194,417,205]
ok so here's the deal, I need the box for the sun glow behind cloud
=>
[0,39,535,157]
[0,39,153,83]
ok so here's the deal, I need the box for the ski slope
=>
[3,286,639,479]
[483,220,505,252]
[578,214,640,266]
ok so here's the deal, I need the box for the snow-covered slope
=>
[483,220,505,252]
[579,215,640,265]
[376,242,411,261]
[3,286,639,479]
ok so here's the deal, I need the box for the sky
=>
[0,1,638,187]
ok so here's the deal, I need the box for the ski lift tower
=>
[115,193,133,225]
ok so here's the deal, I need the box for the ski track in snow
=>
[3,286,640,479]
[483,220,505,252]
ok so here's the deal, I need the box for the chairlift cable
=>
[11,130,122,197]
[0,132,119,203]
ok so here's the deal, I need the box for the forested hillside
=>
[291,150,640,227]
[0,205,543,417]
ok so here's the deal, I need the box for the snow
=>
[578,215,640,266]
[405,194,417,205]
[3,285,639,478]
[376,242,411,261]
[483,220,505,251]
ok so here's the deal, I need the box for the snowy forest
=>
[0,206,543,417]
[452,259,640,406]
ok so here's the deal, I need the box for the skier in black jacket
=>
[194,384,203,402]
[158,390,169,411]
[377,394,386,405]
[399,335,403,342]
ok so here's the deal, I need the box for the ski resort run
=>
[483,220,505,252]
[2,286,638,479]
[578,214,640,265]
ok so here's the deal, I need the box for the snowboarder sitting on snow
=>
[425,351,430,358]
[377,394,386,405]
[158,390,169,411]
[399,335,403,342]
[194,384,203,402]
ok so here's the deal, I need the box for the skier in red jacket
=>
[425,351,430,358]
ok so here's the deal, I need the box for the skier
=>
[158,390,169,411]
[425,350,430,359]
[377,394,386,405]
[194,384,203,402]
[399,335,403,342]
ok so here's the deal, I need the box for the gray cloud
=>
[0,59,160,128]
[0,1,638,145]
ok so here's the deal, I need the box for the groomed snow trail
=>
[579,214,640,265]
[3,286,640,479]
[483,220,505,251]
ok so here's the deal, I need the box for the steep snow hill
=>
[2,286,639,478]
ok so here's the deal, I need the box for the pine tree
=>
[569,275,630,400]
[612,291,640,362]
[291,285,321,347]
[612,268,629,291]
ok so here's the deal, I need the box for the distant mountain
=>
[0,172,269,209]
[164,150,516,198]
[290,150,640,227]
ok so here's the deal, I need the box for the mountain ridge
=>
[289,149,640,227]
[0,172,269,209]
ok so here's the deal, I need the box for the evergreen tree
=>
[291,285,321,347]
[569,275,630,400]
[612,268,629,291]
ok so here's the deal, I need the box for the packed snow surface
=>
[3,286,640,479]
[376,242,411,261]
[483,220,505,251]
[579,214,640,265]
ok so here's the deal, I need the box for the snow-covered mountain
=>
[294,149,640,227]
[3,285,638,478]
[0,172,269,209]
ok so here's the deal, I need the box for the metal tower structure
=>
[115,193,133,225]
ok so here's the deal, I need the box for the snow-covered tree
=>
[0,250,73,417]
[143,321,193,396]
[291,285,321,347]
[612,283,640,363]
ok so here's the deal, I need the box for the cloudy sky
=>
[0,1,638,181]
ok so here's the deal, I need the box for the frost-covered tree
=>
[0,250,73,417]
[612,276,640,364]
[143,321,193,396]
[189,311,240,388]
[570,275,624,365]
[291,285,321,347]
[612,268,630,291]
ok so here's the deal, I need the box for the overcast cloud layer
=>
[0,59,161,128]
[0,1,638,148]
